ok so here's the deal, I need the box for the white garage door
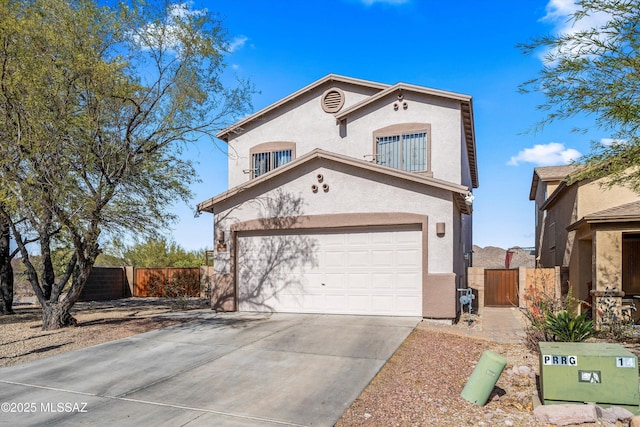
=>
[237,226,422,316]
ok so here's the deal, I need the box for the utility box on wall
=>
[539,342,640,414]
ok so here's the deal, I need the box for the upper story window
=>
[373,123,431,173]
[249,142,296,179]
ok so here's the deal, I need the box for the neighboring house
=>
[530,165,640,322]
[198,74,478,320]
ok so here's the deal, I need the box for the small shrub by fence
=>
[133,267,200,297]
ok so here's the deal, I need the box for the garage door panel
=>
[371,231,395,244]
[371,273,394,290]
[324,251,346,268]
[397,272,421,290]
[346,232,369,246]
[371,250,394,267]
[324,294,347,309]
[323,273,345,288]
[397,249,420,266]
[345,295,369,311]
[371,295,394,312]
[238,227,422,316]
[323,233,345,246]
[346,273,369,289]
[304,294,324,310]
[347,250,370,267]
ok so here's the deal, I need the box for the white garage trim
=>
[230,212,428,316]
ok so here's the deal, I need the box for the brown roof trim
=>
[567,200,640,231]
[216,74,389,141]
[197,149,471,214]
[334,83,472,120]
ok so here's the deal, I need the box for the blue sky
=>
[170,0,607,251]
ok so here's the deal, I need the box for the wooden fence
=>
[133,267,201,297]
[484,269,519,307]
[79,267,130,301]
[467,266,560,313]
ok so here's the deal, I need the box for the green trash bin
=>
[461,350,507,406]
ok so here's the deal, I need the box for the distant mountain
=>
[472,245,535,269]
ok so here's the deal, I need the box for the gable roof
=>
[529,165,581,200]
[216,74,389,142]
[216,74,479,189]
[334,82,477,188]
[568,200,640,230]
[197,148,472,215]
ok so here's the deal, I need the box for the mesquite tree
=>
[0,0,251,329]
[520,0,640,189]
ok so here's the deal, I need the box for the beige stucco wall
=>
[577,180,638,219]
[593,230,622,291]
[214,158,457,275]
[227,83,464,189]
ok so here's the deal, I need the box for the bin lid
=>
[539,342,634,357]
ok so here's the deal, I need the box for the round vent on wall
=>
[321,88,345,113]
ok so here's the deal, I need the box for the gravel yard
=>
[337,324,543,427]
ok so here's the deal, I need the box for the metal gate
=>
[484,269,518,307]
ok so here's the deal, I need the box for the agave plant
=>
[545,310,594,342]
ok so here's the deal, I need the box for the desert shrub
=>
[522,283,586,351]
[595,287,635,341]
[545,310,594,342]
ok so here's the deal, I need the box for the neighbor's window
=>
[249,142,296,179]
[374,123,430,173]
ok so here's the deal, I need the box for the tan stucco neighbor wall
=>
[593,230,622,292]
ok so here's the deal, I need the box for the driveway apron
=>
[0,312,418,426]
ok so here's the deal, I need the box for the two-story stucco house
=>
[530,165,640,323]
[197,74,478,321]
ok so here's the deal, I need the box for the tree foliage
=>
[102,237,205,268]
[0,0,251,329]
[519,0,640,190]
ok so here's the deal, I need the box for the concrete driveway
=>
[0,312,419,426]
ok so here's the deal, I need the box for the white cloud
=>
[507,142,581,166]
[600,137,627,147]
[132,2,208,53]
[539,0,613,63]
[227,35,248,53]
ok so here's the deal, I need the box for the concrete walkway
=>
[477,307,528,344]
[418,306,528,344]
[0,313,419,427]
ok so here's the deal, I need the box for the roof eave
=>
[197,149,471,214]
[216,74,390,141]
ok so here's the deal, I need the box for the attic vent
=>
[321,88,345,113]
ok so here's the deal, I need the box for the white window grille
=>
[376,131,427,172]
[252,149,293,178]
